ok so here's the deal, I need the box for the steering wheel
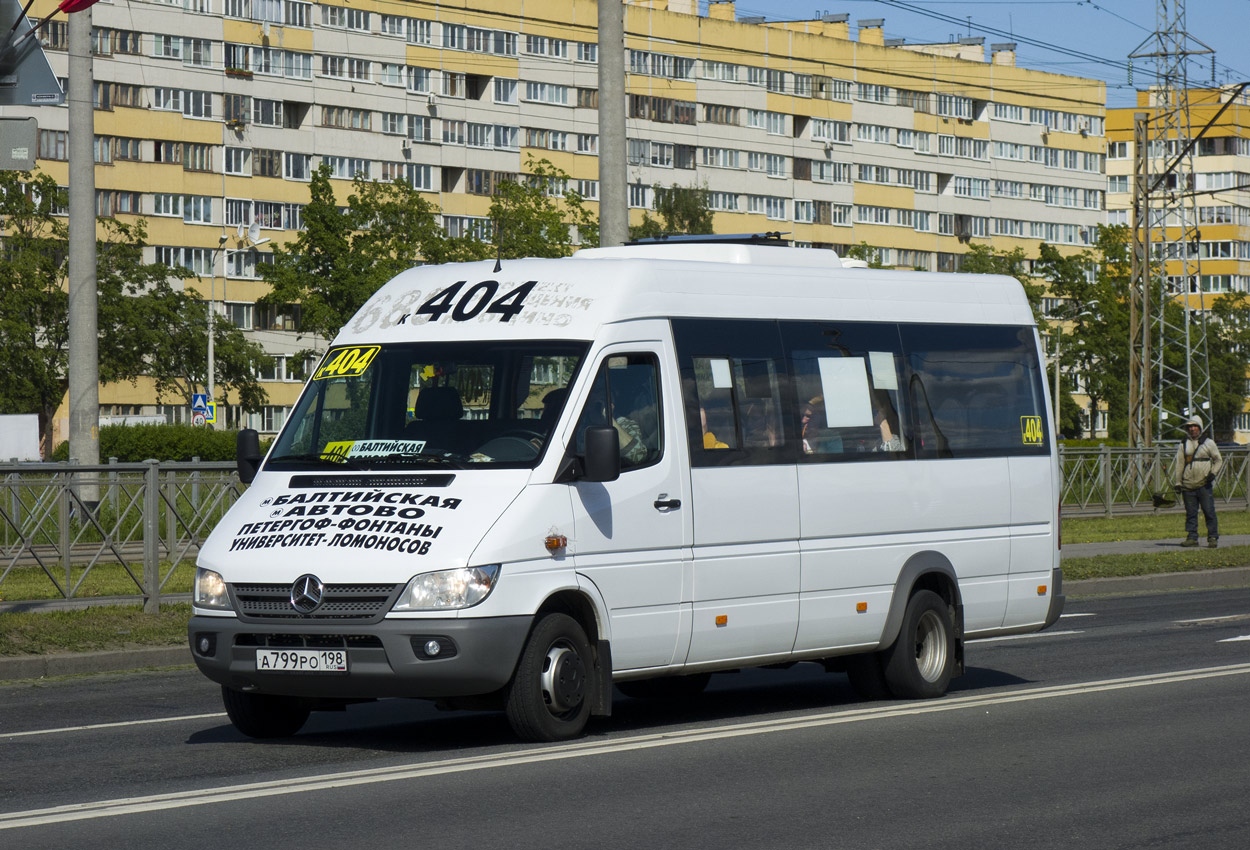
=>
[492,428,547,442]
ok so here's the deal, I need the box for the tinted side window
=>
[672,318,791,467]
[900,324,1049,458]
[782,320,907,461]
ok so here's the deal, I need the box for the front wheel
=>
[505,613,594,742]
[221,686,311,738]
[882,590,956,699]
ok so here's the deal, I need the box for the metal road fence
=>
[1,447,1247,607]
[1060,445,1250,517]
[1,459,242,611]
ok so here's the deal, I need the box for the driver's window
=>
[574,354,662,471]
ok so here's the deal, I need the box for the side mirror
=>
[582,425,621,482]
[236,428,262,484]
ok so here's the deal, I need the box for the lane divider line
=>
[3,662,1250,831]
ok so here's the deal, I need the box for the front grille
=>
[236,633,385,649]
[231,583,401,622]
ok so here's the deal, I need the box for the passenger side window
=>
[783,321,908,461]
[900,324,1049,458]
[673,319,790,467]
[573,354,662,471]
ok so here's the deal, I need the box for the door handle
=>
[653,494,681,510]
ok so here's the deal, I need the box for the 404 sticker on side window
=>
[1020,415,1044,445]
[313,345,380,381]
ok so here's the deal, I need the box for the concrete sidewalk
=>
[4,539,1250,683]
[1062,533,1250,559]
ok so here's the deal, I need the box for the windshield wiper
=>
[368,452,469,469]
[268,453,365,470]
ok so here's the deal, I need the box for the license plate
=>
[255,649,348,672]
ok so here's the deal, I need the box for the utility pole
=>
[597,0,627,247]
[67,8,98,503]
[1128,113,1151,448]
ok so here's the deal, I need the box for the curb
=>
[0,646,192,683]
[1065,565,1250,596]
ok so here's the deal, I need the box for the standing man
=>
[1173,415,1223,548]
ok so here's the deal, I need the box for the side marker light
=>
[856,602,868,613]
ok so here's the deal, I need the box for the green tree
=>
[960,243,1045,320]
[1182,290,1250,440]
[629,183,714,240]
[0,172,68,453]
[490,157,598,258]
[132,276,271,425]
[844,241,887,269]
[0,171,264,452]
[260,164,487,345]
[1038,228,1133,440]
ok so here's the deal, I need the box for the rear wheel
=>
[616,673,711,700]
[505,613,594,742]
[221,686,311,738]
[882,590,955,699]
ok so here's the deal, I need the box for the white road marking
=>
[1060,613,1097,619]
[0,713,226,740]
[1176,614,1250,625]
[970,629,1083,643]
[3,663,1249,831]
[1218,635,1250,643]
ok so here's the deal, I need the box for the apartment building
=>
[11,0,1107,438]
[1107,86,1250,441]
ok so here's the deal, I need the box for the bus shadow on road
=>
[185,662,1034,751]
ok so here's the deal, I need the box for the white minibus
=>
[189,242,1063,741]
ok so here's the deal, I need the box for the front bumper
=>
[188,614,532,699]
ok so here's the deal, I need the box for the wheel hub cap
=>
[541,644,586,713]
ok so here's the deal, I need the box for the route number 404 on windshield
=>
[417,280,538,323]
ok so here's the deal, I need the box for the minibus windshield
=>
[267,341,587,471]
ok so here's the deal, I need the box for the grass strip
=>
[1063,545,1250,581]
[0,563,194,602]
[0,604,191,657]
[1062,510,1250,543]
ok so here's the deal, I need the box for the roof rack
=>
[626,232,791,247]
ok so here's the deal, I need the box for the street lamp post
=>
[206,233,227,428]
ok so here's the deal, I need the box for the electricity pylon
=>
[1127,0,1214,446]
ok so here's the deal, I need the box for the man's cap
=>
[1184,415,1203,428]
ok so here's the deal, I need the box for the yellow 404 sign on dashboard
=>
[313,346,380,381]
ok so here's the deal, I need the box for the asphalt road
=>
[3,587,1250,849]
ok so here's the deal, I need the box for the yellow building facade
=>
[10,0,1107,442]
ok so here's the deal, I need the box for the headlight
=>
[392,565,501,611]
[194,567,231,610]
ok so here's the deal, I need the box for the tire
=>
[843,652,891,701]
[882,589,956,699]
[616,673,711,700]
[221,686,311,738]
[505,613,594,742]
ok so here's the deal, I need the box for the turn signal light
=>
[1037,584,1048,596]
[715,615,728,627]
[856,602,868,613]
[545,534,567,552]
